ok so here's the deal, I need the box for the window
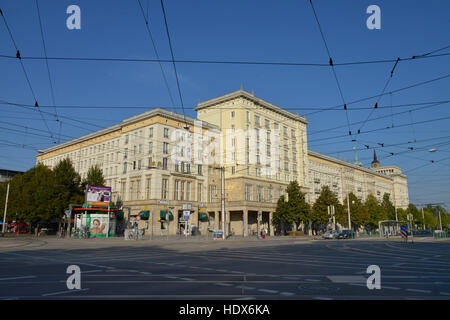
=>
[124,148,128,159]
[162,179,168,199]
[146,178,151,199]
[138,160,142,170]
[130,181,134,201]
[231,166,235,174]
[136,180,141,200]
[198,183,202,202]
[198,164,202,175]
[265,119,270,129]
[133,161,136,170]
[162,157,168,169]
[254,115,260,126]
[148,157,153,168]
[283,126,288,136]
[123,162,127,174]
[133,145,137,155]
[246,111,250,122]
[257,186,263,202]
[181,181,185,201]
[291,129,296,138]
[125,135,129,144]
[186,182,191,201]
[284,161,289,171]
[149,127,153,138]
[175,162,179,172]
[245,184,252,201]
[181,162,185,173]
[139,144,143,153]
[268,188,273,202]
[149,142,153,154]
[163,142,169,154]
[164,128,169,138]
[174,180,179,200]
[231,111,235,119]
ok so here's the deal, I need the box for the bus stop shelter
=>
[378,220,409,237]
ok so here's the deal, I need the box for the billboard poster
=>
[86,185,111,206]
[86,214,115,238]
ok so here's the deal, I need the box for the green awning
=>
[139,210,150,220]
[198,212,208,222]
[160,210,173,221]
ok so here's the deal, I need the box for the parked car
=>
[323,230,340,239]
[337,229,355,239]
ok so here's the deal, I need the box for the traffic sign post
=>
[400,225,408,242]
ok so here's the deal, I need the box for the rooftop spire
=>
[371,148,380,168]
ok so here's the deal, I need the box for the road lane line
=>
[280,292,295,296]
[42,288,89,296]
[214,283,233,287]
[382,286,401,290]
[406,289,432,294]
[0,276,36,281]
[440,292,450,296]
[235,285,255,290]
[258,289,278,294]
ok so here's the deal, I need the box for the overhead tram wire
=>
[308,0,352,137]
[159,0,188,130]
[308,113,450,144]
[35,0,61,143]
[0,51,448,69]
[136,0,176,108]
[356,57,400,134]
[309,100,448,137]
[3,98,450,111]
[0,7,57,144]
[304,73,450,117]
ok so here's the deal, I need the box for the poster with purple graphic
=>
[85,185,111,206]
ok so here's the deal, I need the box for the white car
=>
[323,230,340,239]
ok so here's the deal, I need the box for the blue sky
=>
[0,0,449,207]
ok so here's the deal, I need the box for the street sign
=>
[400,225,407,231]
[169,206,175,209]
[65,210,71,217]
[183,210,191,220]
[136,216,141,221]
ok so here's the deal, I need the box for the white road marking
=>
[406,289,431,294]
[440,292,450,296]
[42,288,89,297]
[0,276,36,281]
[178,277,195,281]
[280,292,295,296]
[235,285,255,290]
[81,270,103,274]
[328,276,366,283]
[214,283,233,287]
[234,297,256,300]
[348,283,367,287]
[382,286,401,290]
[314,297,333,300]
[305,278,321,282]
[258,289,278,294]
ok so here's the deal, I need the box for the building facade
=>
[36,90,409,236]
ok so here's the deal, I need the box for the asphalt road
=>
[1,236,450,300]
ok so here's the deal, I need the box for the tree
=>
[83,164,105,187]
[311,186,342,229]
[272,195,290,235]
[286,181,310,231]
[381,193,396,220]
[364,194,386,230]
[343,192,369,230]
[272,181,310,234]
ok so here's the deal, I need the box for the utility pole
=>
[422,207,425,230]
[438,208,442,232]
[347,192,351,230]
[2,182,10,237]
[221,166,226,240]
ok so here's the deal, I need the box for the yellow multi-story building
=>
[36,89,409,237]
[37,108,221,236]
